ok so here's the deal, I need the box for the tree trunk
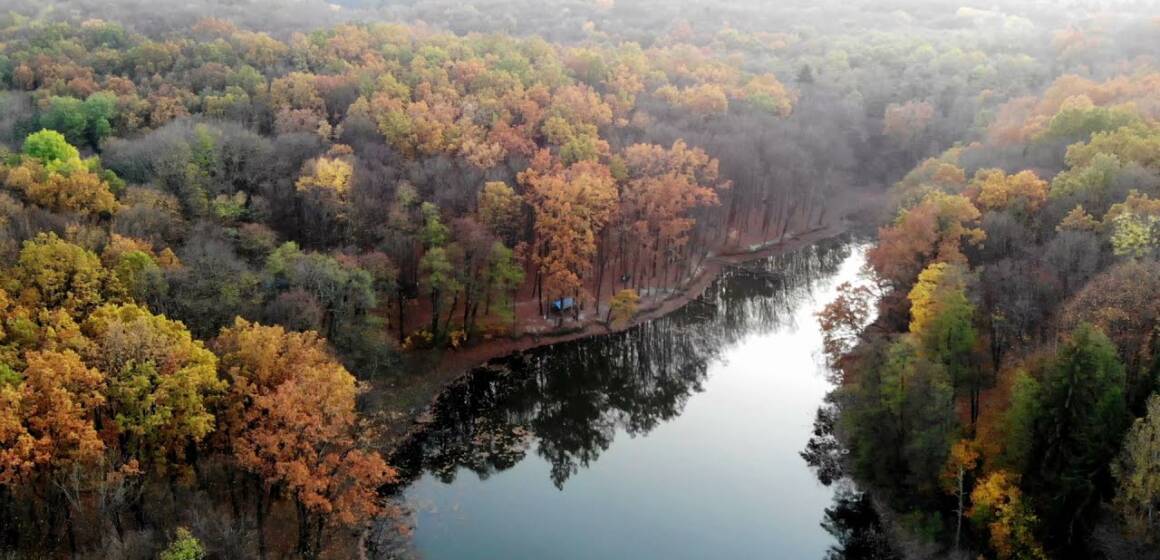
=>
[594,232,606,318]
[60,487,77,557]
[462,288,472,336]
[255,480,268,560]
[396,290,406,345]
[297,500,312,559]
[954,465,964,551]
[445,292,459,336]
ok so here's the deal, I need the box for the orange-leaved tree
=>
[868,191,984,289]
[213,319,396,558]
[521,154,618,318]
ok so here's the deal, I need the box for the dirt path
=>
[363,215,858,449]
[434,220,851,373]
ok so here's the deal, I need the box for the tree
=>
[82,303,223,469]
[1040,96,1140,143]
[22,129,81,171]
[907,262,980,422]
[111,250,168,305]
[890,154,967,210]
[38,94,117,149]
[264,243,377,342]
[607,289,639,328]
[39,97,89,146]
[1109,212,1160,259]
[868,191,984,289]
[1105,191,1160,259]
[269,72,324,114]
[485,241,524,325]
[167,234,262,338]
[212,320,396,557]
[817,281,876,368]
[159,527,206,560]
[81,92,117,148]
[969,471,1047,560]
[295,155,353,196]
[1049,152,1124,213]
[873,337,957,500]
[883,100,935,157]
[1056,206,1098,233]
[419,247,459,337]
[1032,324,1129,543]
[970,169,1048,218]
[5,162,118,216]
[942,439,980,551]
[1064,122,1160,172]
[674,84,729,118]
[0,350,106,486]
[996,370,1041,474]
[9,233,113,317]
[1061,260,1160,406]
[620,141,723,292]
[741,74,795,117]
[477,181,524,245]
[420,202,450,248]
[295,154,355,245]
[522,156,618,317]
[1112,393,1160,543]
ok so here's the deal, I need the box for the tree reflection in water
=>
[821,483,900,560]
[391,237,853,489]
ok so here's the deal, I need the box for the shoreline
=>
[366,216,856,451]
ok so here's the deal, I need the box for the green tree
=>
[264,243,377,341]
[486,241,524,324]
[159,527,205,560]
[1112,393,1160,542]
[421,201,450,248]
[1050,152,1122,206]
[1032,324,1129,542]
[22,129,81,170]
[1109,211,1160,259]
[420,247,459,337]
[82,303,224,469]
[112,250,168,305]
[38,97,88,147]
[81,92,117,147]
[1040,101,1139,143]
[907,262,980,422]
[880,338,957,499]
[998,370,1041,473]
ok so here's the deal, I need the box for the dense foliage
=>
[0,0,1156,557]
[820,63,1160,559]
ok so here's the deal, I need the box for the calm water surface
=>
[394,238,875,559]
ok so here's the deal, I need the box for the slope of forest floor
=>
[365,188,882,451]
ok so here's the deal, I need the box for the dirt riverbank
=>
[362,213,867,451]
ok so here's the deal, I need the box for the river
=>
[391,237,882,559]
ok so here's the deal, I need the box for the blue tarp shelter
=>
[551,297,575,312]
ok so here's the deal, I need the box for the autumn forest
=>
[0,0,1159,558]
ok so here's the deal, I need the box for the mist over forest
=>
[0,0,1159,558]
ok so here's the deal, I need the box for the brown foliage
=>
[213,319,395,527]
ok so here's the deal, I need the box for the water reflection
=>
[822,483,901,560]
[391,236,899,559]
[392,237,854,489]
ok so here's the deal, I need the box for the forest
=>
[812,22,1160,560]
[0,0,1157,558]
